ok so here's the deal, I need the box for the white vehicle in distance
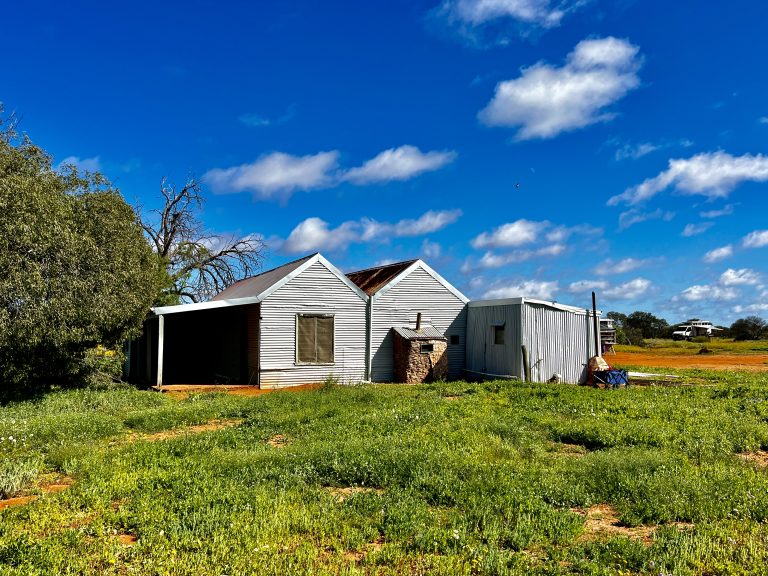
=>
[672,319,723,341]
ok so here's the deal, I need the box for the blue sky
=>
[4,0,768,324]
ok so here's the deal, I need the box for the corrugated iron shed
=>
[392,325,446,340]
[212,253,317,300]
[346,260,417,296]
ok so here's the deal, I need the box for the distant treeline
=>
[606,311,767,344]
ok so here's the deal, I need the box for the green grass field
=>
[615,339,768,355]
[2,371,768,575]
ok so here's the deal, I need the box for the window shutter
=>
[297,315,316,363]
[316,316,334,363]
[296,314,334,363]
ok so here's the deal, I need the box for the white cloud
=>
[733,302,768,314]
[614,142,658,161]
[603,278,652,300]
[204,151,339,199]
[618,208,674,230]
[343,145,456,184]
[57,155,102,172]
[567,280,609,293]
[478,37,642,140]
[759,116,768,125]
[609,151,768,206]
[681,222,713,237]
[545,224,602,242]
[483,279,559,300]
[361,209,462,241]
[471,219,548,249]
[282,217,358,253]
[594,257,655,275]
[700,204,735,218]
[473,244,565,269]
[205,146,455,200]
[421,239,442,259]
[238,113,271,127]
[742,229,768,248]
[679,284,738,302]
[703,245,733,263]
[281,209,462,253]
[720,268,761,286]
[440,0,570,27]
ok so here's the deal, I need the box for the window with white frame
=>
[296,314,335,364]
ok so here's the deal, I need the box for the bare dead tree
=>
[139,177,266,303]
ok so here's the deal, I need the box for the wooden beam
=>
[157,314,164,387]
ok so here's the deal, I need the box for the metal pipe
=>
[416,312,422,331]
[591,292,600,357]
[521,344,531,382]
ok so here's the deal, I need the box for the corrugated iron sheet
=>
[346,260,417,296]
[392,325,446,340]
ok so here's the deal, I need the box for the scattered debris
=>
[698,347,714,355]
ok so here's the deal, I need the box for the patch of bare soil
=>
[324,486,384,502]
[0,495,38,511]
[116,533,138,546]
[554,443,588,457]
[738,450,768,468]
[0,474,75,511]
[442,395,462,401]
[343,536,385,562]
[134,419,243,442]
[157,383,320,400]
[267,434,290,448]
[611,352,768,371]
[572,505,693,545]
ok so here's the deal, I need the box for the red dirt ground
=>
[0,475,75,511]
[156,382,320,400]
[610,352,768,371]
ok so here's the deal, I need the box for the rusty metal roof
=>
[346,259,417,296]
[392,325,446,340]
[211,253,317,301]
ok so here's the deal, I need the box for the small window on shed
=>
[493,325,505,345]
[450,334,460,346]
[420,343,434,354]
[296,314,334,364]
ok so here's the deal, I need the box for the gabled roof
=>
[153,253,367,315]
[211,253,316,301]
[346,260,417,296]
[347,259,469,303]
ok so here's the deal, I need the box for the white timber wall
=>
[522,303,600,384]
[370,265,467,382]
[259,260,367,387]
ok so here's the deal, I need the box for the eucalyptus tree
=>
[0,116,164,389]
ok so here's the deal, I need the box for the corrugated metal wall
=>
[522,303,599,384]
[466,301,600,384]
[371,265,467,381]
[259,260,367,387]
[465,304,523,378]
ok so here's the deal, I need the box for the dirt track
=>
[610,352,768,371]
